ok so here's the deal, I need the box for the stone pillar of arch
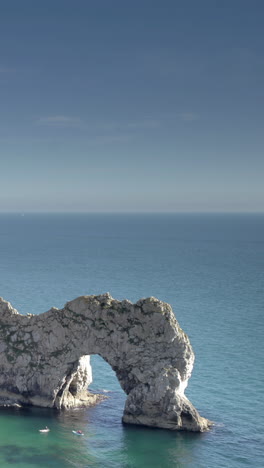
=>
[0,294,210,432]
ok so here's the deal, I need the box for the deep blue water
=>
[0,213,263,467]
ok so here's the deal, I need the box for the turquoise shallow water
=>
[0,213,263,467]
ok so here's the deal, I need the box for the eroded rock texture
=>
[0,294,210,431]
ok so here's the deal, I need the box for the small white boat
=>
[72,430,84,436]
[39,427,50,433]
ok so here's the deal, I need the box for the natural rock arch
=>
[0,294,210,431]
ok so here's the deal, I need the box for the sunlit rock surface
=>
[0,294,210,431]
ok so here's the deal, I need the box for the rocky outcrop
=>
[0,294,210,431]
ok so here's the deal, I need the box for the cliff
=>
[0,293,210,431]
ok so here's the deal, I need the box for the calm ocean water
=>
[0,213,263,468]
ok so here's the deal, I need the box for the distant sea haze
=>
[0,213,263,467]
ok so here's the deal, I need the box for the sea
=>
[0,213,263,468]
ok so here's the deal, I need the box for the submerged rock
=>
[0,294,210,431]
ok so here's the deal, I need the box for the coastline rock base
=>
[0,294,211,431]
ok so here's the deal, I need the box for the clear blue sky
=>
[0,0,263,212]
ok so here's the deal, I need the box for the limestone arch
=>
[0,294,210,431]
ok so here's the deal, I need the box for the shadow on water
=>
[0,404,210,468]
[1,445,67,467]
[0,406,99,468]
[118,425,207,468]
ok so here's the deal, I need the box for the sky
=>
[0,0,264,213]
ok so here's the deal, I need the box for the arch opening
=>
[54,354,126,410]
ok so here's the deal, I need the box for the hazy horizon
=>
[0,210,263,215]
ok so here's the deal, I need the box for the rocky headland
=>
[0,294,210,431]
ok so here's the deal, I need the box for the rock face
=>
[0,294,210,431]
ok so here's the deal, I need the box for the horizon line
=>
[0,211,263,215]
